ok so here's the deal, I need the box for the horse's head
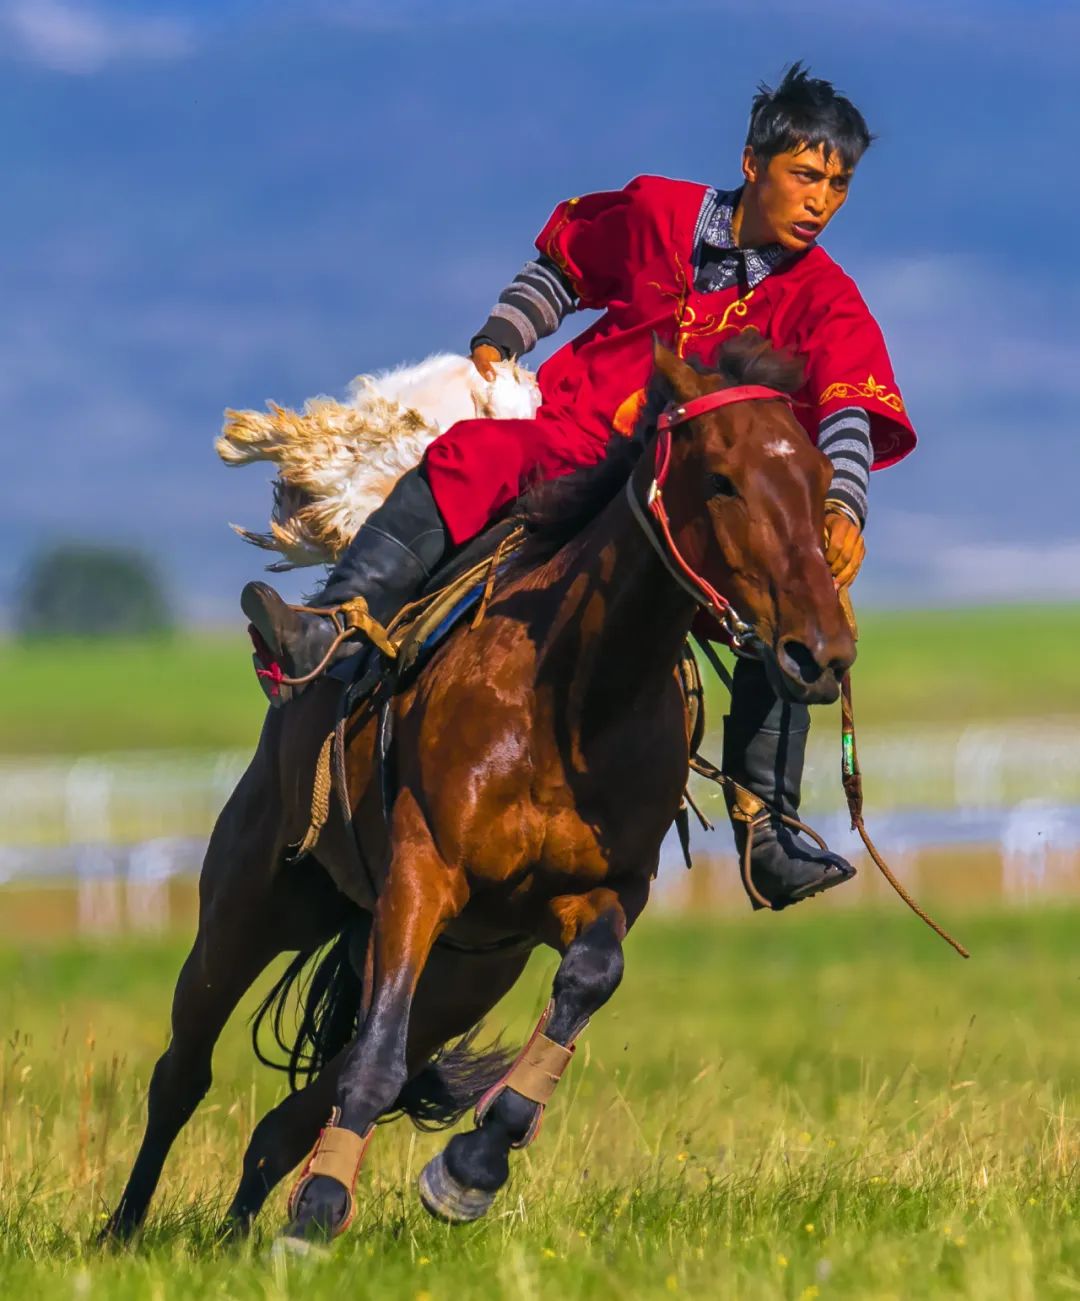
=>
[645,331,856,705]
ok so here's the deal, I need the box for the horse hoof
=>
[418,1151,496,1224]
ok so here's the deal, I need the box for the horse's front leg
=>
[419,879,648,1223]
[278,789,467,1245]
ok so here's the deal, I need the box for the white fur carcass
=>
[216,354,540,569]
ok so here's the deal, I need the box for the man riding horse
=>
[242,63,915,913]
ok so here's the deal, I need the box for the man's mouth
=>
[791,220,821,241]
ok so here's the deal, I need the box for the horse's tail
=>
[251,930,361,1094]
[251,924,515,1129]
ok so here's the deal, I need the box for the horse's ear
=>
[651,335,703,398]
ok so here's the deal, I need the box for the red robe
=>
[425,173,915,545]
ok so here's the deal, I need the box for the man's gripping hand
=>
[471,343,502,381]
[824,505,865,590]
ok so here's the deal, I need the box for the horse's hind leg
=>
[101,904,281,1241]
[100,755,331,1243]
[419,881,646,1224]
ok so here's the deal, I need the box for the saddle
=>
[326,518,525,697]
[296,520,708,869]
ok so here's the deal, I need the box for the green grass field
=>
[2,907,1078,1298]
[2,604,1079,755]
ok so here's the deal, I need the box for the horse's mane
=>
[515,330,804,562]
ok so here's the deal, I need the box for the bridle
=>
[624,383,793,649]
[623,381,972,959]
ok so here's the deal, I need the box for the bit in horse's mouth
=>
[761,644,842,707]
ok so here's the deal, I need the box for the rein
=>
[838,599,969,958]
[636,384,970,959]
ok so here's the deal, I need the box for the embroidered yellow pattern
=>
[647,250,691,325]
[544,197,584,298]
[648,255,754,357]
[820,374,905,414]
[675,292,754,357]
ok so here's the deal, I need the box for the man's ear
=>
[741,145,761,186]
[652,335,704,399]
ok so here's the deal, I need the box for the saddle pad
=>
[393,536,524,683]
[327,529,525,695]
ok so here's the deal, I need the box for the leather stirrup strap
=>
[720,774,830,911]
[335,596,398,659]
[286,1108,374,1234]
[271,596,398,691]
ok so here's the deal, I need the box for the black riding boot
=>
[722,656,855,910]
[241,466,448,704]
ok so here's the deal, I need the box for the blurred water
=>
[3,718,1079,849]
[1,717,1079,934]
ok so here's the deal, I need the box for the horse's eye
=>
[709,472,738,499]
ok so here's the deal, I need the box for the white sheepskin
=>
[217,354,540,569]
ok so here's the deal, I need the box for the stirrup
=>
[296,596,398,666]
[260,596,398,694]
[722,775,851,911]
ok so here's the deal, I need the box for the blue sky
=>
[2,0,1078,622]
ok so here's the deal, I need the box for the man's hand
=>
[471,343,502,381]
[824,508,865,589]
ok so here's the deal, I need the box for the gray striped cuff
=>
[472,254,577,360]
[489,302,538,355]
[819,406,871,526]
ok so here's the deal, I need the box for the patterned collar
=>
[693,186,794,292]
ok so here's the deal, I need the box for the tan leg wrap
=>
[473,1002,584,1148]
[286,1107,374,1234]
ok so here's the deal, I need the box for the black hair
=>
[746,62,874,171]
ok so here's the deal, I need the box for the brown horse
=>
[102,333,854,1246]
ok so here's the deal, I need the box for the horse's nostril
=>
[779,639,823,685]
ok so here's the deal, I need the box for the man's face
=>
[741,142,854,253]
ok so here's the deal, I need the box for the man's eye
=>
[709,473,738,498]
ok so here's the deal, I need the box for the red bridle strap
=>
[655,383,792,434]
[631,384,792,640]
